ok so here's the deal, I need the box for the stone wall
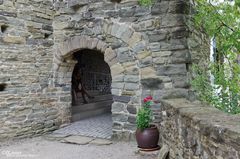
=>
[0,0,195,141]
[52,0,192,140]
[159,99,240,159]
[0,0,56,140]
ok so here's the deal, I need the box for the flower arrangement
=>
[136,96,154,130]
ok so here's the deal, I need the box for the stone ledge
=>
[161,98,240,157]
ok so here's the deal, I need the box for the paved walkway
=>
[53,114,112,139]
[0,137,156,159]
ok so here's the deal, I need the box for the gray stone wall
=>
[52,0,192,140]
[0,0,56,140]
[159,99,240,159]
[0,0,194,141]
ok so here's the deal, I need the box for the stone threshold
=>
[44,134,112,146]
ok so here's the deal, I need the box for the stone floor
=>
[53,113,112,139]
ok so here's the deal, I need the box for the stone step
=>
[72,100,113,113]
[73,94,113,105]
[71,107,111,121]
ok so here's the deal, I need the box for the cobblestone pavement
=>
[53,114,112,139]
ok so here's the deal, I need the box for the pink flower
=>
[144,96,153,103]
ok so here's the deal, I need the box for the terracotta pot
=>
[136,125,159,149]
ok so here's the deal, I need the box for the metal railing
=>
[81,71,111,94]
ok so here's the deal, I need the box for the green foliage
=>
[192,0,240,114]
[136,101,153,130]
[136,107,153,130]
[138,0,153,6]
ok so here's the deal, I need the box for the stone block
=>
[158,144,169,159]
[149,42,161,52]
[117,50,134,63]
[113,95,131,103]
[3,36,26,44]
[110,63,125,76]
[153,88,188,99]
[125,65,139,75]
[153,57,170,65]
[112,75,124,82]
[152,51,172,58]
[156,64,187,76]
[124,75,139,83]
[161,14,186,27]
[131,41,146,53]
[111,89,122,96]
[89,38,99,49]
[120,28,134,43]
[62,136,94,145]
[108,57,118,67]
[119,7,135,17]
[105,48,116,61]
[136,51,151,60]
[171,50,191,63]
[112,102,127,113]
[112,113,128,122]
[124,123,136,131]
[125,83,139,91]
[111,23,121,37]
[0,11,17,17]
[112,82,125,89]
[141,67,156,79]
[105,10,119,18]
[171,75,189,88]
[164,82,173,89]
[128,32,142,48]
[140,56,152,67]
[127,104,137,114]
[170,26,188,39]
[52,21,71,30]
[128,115,136,124]
[152,1,169,15]
[113,122,123,130]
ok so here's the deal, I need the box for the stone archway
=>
[71,49,113,121]
[52,35,141,140]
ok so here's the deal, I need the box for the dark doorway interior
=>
[71,49,113,122]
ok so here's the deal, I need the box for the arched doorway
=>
[52,35,141,140]
[54,49,113,139]
[71,49,113,121]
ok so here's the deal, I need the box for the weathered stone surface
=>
[0,0,201,144]
[3,36,26,44]
[156,64,187,76]
[125,83,139,90]
[45,133,70,141]
[158,144,169,159]
[112,102,127,113]
[127,104,137,114]
[110,63,125,76]
[159,99,240,159]
[113,95,131,103]
[62,136,94,145]
[90,138,112,146]
[112,113,128,122]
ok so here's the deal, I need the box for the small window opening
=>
[1,25,8,33]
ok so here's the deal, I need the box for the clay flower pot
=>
[136,125,160,151]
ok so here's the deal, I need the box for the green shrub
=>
[136,96,153,130]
